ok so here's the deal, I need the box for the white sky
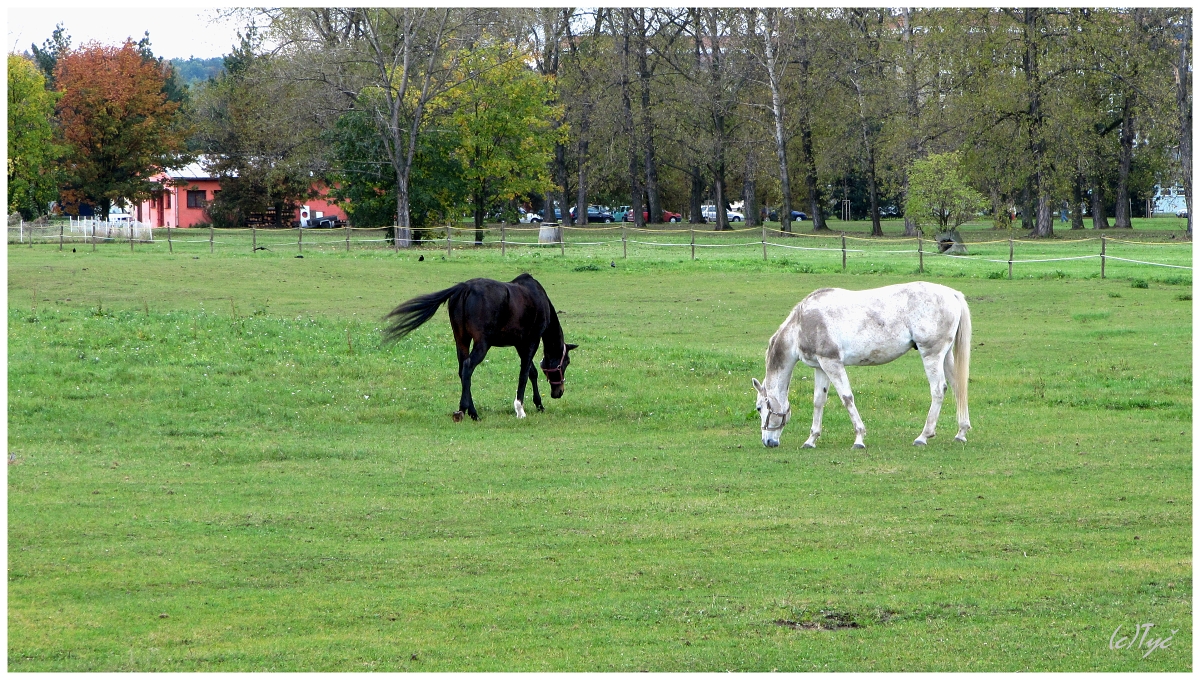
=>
[8,7,248,60]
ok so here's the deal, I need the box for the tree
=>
[190,29,320,227]
[8,55,62,218]
[905,152,985,233]
[55,40,189,219]
[441,42,560,244]
[30,23,71,89]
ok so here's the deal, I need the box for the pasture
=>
[7,230,1192,671]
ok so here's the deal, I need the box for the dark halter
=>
[762,396,791,432]
[542,344,566,386]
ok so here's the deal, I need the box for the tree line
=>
[8,8,1192,239]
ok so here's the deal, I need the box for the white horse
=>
[752,282,971,449]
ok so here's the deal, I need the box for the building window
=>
[187,190,207,208]
[165,192,171,209]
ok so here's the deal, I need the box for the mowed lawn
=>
[8,243,1192,671]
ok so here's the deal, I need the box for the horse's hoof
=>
[913,439,927,446]
[801,442,816,449]
[451,411,464,423]
[954,435,967,443]
[852,443,866,450]
[514,400,526,419]
[469,412,480,421]
[536,404,545,412]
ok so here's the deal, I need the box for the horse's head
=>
[542,343,578,399]
[752,377,790,447]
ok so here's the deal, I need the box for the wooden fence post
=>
[841,232,847,271]
[252,224,256,253]
[1100,234,1106,279]
[59,222,64,251]
[447,225,452,256]
[345,223,351,252]
[167,224,173,253]
[501,224,506,256]
[691,227,695,260]
[1008,236,1014,280]
[210,224,215,254]
[623,224,627,259]
[762,225,767,261]
[560,226,565,256]
[918,234,923,273]
[92,220,97,252]
[297,226,302,254]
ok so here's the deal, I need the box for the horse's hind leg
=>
[915,346,951,445]
[802,368,830,448]
[815,357,867,449]
[459,340,490,421]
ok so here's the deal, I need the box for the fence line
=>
[8,221,1190,275]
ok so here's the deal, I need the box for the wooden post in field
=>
[297,226,302,254]
[345,223,351,251]
[393,225,400,253]
[447,225,452,256]
[917,234,923,274]
[1008,237,1014,280]
[841,232,847,271]
[92,220,97,252]
[59,222,64,251]
[1100,234,1106,279]
[691,227,695,260]
[501,224,506,256]
[762,225,767,261]
[622,224,627,259]
[210,224,215,254]
[252,224,256,252]
[167,224,173,253]
[559,226,565,256]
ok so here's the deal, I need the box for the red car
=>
[624,209,683,223]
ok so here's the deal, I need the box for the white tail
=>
[954,296,972,430]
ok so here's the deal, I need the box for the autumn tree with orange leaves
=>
[55,40,189,220]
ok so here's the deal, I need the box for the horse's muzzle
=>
[550,384,564,399]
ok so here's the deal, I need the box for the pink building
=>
[134,160,349,228]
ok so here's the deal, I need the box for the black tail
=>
[382,284,465,343]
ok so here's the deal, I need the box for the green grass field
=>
[7,231,1192,671]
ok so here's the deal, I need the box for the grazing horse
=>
[752,282,971,449]
[383,273,577,421]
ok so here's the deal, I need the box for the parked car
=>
[701,205,744,222]
[518,208,543,223]
[301,215,342,228]
[570,205,615,223]
[617,207,684,223]
[1177,210,1189,219]
[768,209,808,222]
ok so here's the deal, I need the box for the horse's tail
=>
[382,283,466,343]
[953,294,972,429]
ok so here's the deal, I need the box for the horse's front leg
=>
[514,349,533,419]
[914,347,950,445]
[816,357,867,449]
[802,368,830,448]
[459,340,490,421]
[527,363,544,411]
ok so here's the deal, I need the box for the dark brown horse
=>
[383,273,577,421]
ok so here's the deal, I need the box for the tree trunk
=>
[901,7,921,237]
[473,189,485,245]
[1023,9,1054,238]
[1034,191,1054,238]
[689,166,705,224]
[575,134,589,226]
[764,9,793,233]
[1021,181,1034,231]
[1114,92,1135,228]
[1178,12,1193,238]
[637,11,662,223]
[744,153,760,227]
[990,188,1010,230]
[1091,177,1110,229]
[866,139,882,236]
[1071,172,1085,229]
[620,10,645,229]
[713,155,729,231]
[801,120,825,231]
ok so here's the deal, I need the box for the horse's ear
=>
[565,343,578,351]
[752,378,764,393]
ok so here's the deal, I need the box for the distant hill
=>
[170,57,224,86]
